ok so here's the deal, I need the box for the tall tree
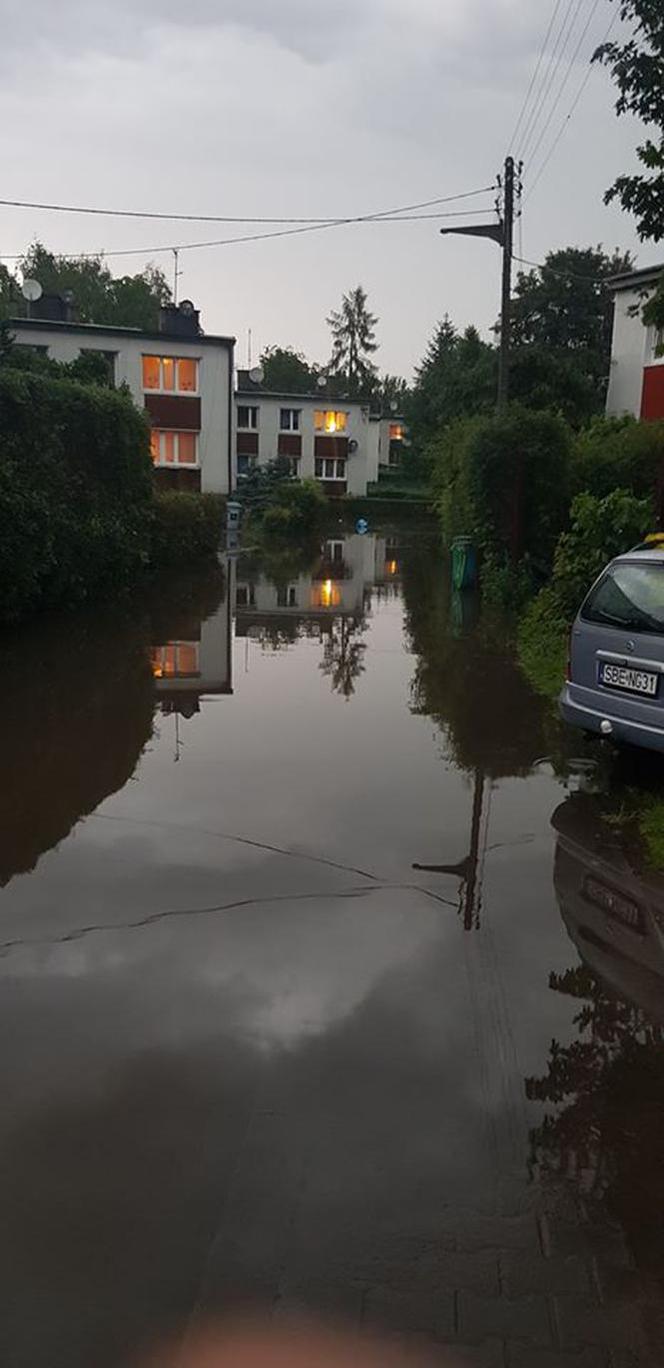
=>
[1,243,172,330]
[594,1,664,242]
[327,285,378,397]
[378,373,409,411]
[406,317,495,448]
[510,246,634,423]
[260,345,317,392]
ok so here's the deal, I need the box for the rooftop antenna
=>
[248,327,252,369]
[21,277,42,321]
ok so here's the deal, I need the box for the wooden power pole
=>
[440,156,517,412]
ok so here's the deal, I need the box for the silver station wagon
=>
[560,547,664,754]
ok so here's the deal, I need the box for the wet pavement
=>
[1,529,664,1367]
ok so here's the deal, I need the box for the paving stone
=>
[457,1291,553,1347]
[500,1250,591,1298]
[553,1294,648,1354]
[362,1285,455,1339]
[452,1212,541,1255]
[368,1248,500,1298]
[506,1346,608,1368]
[453,1338,506,1367]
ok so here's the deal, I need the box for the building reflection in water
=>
[527,791,664,1329]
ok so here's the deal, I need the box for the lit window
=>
[142,355,199,394]
[389,422,405,441]
[312,580,341,609]
[151,642,200,678]
[314,410,348,434]
[151,430,199,466]
[237,406,259,430]
[280,408,301,431]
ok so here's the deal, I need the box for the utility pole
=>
[439,155,517,412]
[497,156,515,412]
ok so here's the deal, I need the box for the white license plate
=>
[599,662,659,697]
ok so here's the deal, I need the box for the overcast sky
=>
[0,0,655,377]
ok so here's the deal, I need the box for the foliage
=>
[431,407,572,577]
[571,414,664,502]
[327,285,378,397]
[151,492,224,569]
[594,1,664,242]
[0,241,171,329]
[551,488,654,615]
[0,368,153,622]
[258,479,328,540]
[639,797,664,868]
[378,373,409,409]
[407,318,495,451]
[260,345,318,392]
[518,587,569,700]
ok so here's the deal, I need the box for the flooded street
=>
[2,526,664,1367]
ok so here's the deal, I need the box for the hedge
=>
[151,491,224,568]
[0,368,224,624]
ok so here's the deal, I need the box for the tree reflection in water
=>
[319,615,368,700]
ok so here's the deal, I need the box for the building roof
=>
[608,263,664,294]
[236,368,371,405]
[8,317,236,348]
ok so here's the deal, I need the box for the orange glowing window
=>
[163,431,176,464]
[151,642,200,678]
[311,579,341,609]
[142,355,160,389]
[177,358,197,392]
[150,429,160,464]
[389,423,405,441]
[178,432,196,464]
[143,355,198,393]
[314,410,347,434]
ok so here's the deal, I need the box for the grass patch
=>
[517,586,568,700]
[638,798,664,870]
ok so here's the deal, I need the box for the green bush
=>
[572,416,664,502]
[253,477,327,540]
[151,491,224,568]
[551,488,653,616]
[0,368,153,623]
[431,406,572,577]
[518,587,568,699]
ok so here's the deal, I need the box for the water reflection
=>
[528,793,664,1308]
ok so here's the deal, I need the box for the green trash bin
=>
[451,537,478,591]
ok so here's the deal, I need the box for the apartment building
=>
[9,301,235,494]
[235,371,372,496]
[606,264,664,420]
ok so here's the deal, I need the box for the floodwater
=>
[1,527,664,1367]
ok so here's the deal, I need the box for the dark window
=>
[238,406,259,430]
[280,408,301,431]
[582,562,664,635]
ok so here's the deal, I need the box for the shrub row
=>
[0,368,223,624]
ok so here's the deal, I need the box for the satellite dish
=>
[179,300,195,316]
[348,439,359,454]
[390,400,398,412]
[21,278,43,303]
[317,373,328,389]
[248,365,264,385]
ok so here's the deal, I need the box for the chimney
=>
[159,301,201,337]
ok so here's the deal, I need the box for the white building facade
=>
[235,376,372,496]
[606,264,664,421]
[9,307,235,495]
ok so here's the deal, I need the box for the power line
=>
[514,253,609,282]
[525,0,604,170]
[0,185,495,225]
[507,0,566,153]
[519,0,585,163]
[0,198,499,264]
[526,7,620,201]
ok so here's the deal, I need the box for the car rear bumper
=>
[559,684,664,754]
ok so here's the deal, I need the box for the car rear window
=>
[582,561,664,635]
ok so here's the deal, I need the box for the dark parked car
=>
[560,548,664,754]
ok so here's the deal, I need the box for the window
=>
[151,642,200,679]
[277,585,298,608]
[326,541,345,562]
[314,410,348,434]
[142,355,199,394]
[237,454,257,477]
[581,562,664,636]
[389,422,405,441]
[285,457,300,478]
[280,408,301,431]
[315,458,346,481]
[236,584,256,608]
[150,430,198,466]
[237,405,259,430]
